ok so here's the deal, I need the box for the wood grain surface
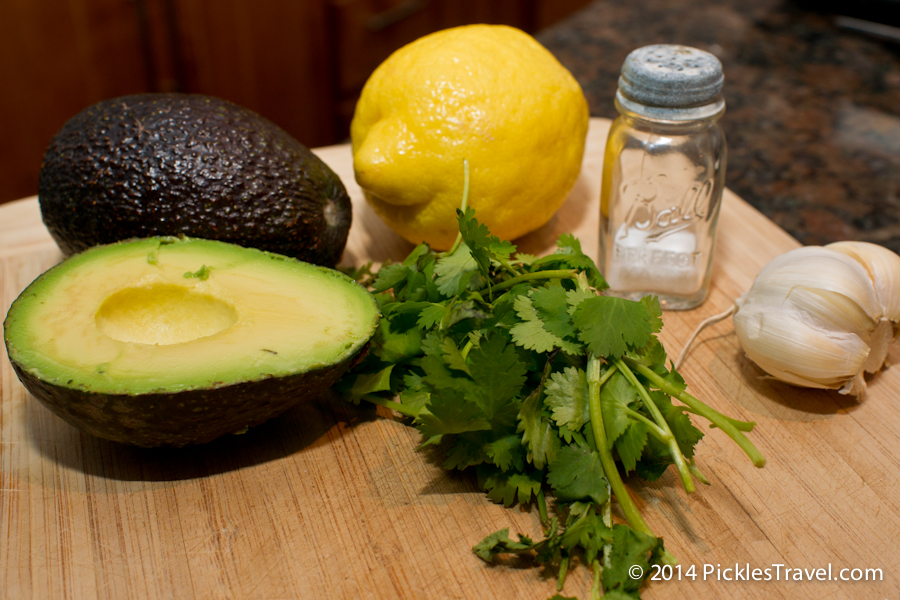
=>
[2,118,898,600]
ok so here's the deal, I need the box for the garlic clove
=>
[682,240,900,398]
[733,302,870,394]
[732,245,887,397]
[865,319,895,374]
[827,241,900,373]
[827,241,900,324]
[766,285,874,341]
[738,246,883,324]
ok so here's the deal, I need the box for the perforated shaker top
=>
[616,44,725,120]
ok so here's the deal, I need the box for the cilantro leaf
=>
[419,333,473,394]
[399,373,430,413]
[639,296,663,334]
[338,365,394,405]
[517,386,560,470]
[531,233,607,290]
[616,421,650,475]
[509,295,560,353]
[456,206,518,274]
[434,242,482,296]
[627,336,668,370]
[443,433,489,470]
[473,528,536,561]
[514,252,538,265]
[555,233,584,255]
[567,509,613,564]
[457,207,494,273]
[477,465,543,507]
[650,391,704,459]
[415,388,490,438]
[510,292,582,355]
[531,285,577,339]
[440,337,471,375]
[547,444,609,505]
[371,262,412,292]
[465,333,526,423]
[599,371,640,448]
[664,366,687,394]
[544,366,590,431]
[573,296,662,358]
[417,303,447,330]
[486,434,527,472]
[602,525,660,596]
[489,238,517,265]
[372,318,422,364]
[635,436,674,481]
[565,287,597,314]
[444,299,491,330]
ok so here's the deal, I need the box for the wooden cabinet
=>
[0,0,152,205]
[0,0,591,204]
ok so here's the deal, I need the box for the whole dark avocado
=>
[38,93,352,267]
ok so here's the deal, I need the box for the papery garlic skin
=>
[827,241,900,374]
[733,303,870,395]
[828,241,900,319]
[734,242,900,397]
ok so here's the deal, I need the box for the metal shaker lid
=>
[616,44,725,121]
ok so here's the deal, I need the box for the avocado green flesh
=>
[5,237,379,397]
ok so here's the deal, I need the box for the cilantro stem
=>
[445,159,470,257]
[624,358,766,468]
[460,338,475,361]
[440,296,458,331]
[558,557,569,591]
[596,362,618,387]
[688,459,711,485]
[622,407,668,440]
[615,358,695,494]
[590,559,603,600]
[682,406,756,432]
[360,394,420,419]
[487,269,578,295]
[599,491,614,597]
[586,355,653,538]
[559,503,592,549]
[536,487,549,524]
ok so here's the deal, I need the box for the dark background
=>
[0,0,590,205]
[538,0,900,254]
[2,0,899,254]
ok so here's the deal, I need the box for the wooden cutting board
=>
[2,118,898,600]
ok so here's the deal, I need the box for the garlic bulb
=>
[733,241,900,397]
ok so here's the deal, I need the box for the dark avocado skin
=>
[39,93,352,267]
[9,346,368,447]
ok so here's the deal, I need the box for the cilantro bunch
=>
[339,197,765,600]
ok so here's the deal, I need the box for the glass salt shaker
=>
[599,44,727,310]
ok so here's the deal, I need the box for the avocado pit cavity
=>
[96,283,238,346]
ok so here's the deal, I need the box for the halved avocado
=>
[3,236,379,447]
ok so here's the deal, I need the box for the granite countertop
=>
[538,0,900,255]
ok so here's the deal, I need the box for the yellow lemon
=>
[350,24,589,250]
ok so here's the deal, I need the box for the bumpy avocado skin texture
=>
[8,351,365,447]
[39,93,352,267]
